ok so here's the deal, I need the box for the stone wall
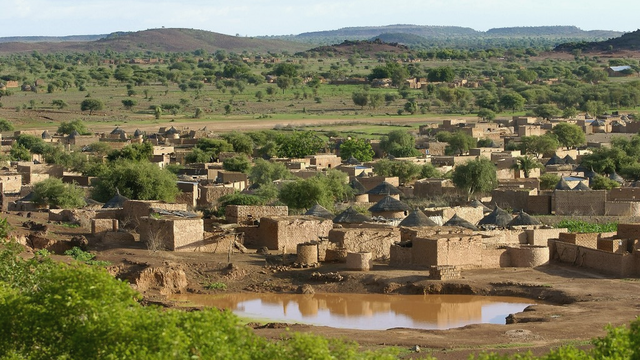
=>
[550,240,639,277]
[328,228,400,259]
[604,201,640,216]
[555,190,607,216]
[256,217,333,252]
[225,205,288,225]
[138,217,204,252]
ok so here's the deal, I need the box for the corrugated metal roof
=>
[610,65,632,72]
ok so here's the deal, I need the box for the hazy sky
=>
[3,0,638,37]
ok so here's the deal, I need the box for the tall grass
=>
[556,220,617,233]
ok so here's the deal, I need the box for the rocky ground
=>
[5,210,640,359]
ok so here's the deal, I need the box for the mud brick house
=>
[249,216,333,252]
[138,216,204,252]
[0,173,22,194]
[225,205,288,225]
[328,228,400,259]
[121,200,188,228]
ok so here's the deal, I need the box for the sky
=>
[2,0,638,38]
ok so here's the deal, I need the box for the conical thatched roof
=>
[508,210,541,227]
[333,206,370,224]
[345,156,361,165]
[102,192,129,209]
[399,209,437,227]
[133,129,144,137]
[368,195,410,213]
[164,126,179,135]
[444,214,478,230]
[469,199,492,214]
[19,192,35,202]
[478,205,512,227]
[304,204,334,219]
[349,178,367,195]
[67,130,80,139]
[110,126,126,135]
[366,181,402,195]
[41,130,51,139]
[546,155,565,166]
[555,178,573,190]
[573,182,591,191]
[609,172,624,184]
[563,155,576,165]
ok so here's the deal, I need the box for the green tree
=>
[121,99,137,110]
[477,108,496,121]
[0,118,14,132]
[107,142,153,162]
[221,132,254,156]
[222,155,251,173]
[511,155,544,178]
[584,100,608,117]
[80,98,104,115]
[32,177,86,209]
[248,158,292,187]
[591,174,620,190]
[533,103,561,120]
[420,163,441,179]
[351,91,369,109]
[276,76,293,94]
[339,138,374,162]
[278,171,351,210]
[380,130,421,157]
[10,143,31,161]
[277,131,325,158]
[562,106,578,119]
[91,160,180,203]
[369,93,384,109]
[373,159,422,184]
[446,131,476,155]
[452,158,498,198]
[57,119,90,135]
[51,99,68,109]
[552,123,586,149]
[499,92,526,113]
[540,173,561,190]
[403,100,418,115]
[519,134,560,158]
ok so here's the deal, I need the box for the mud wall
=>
[554,190,607,216]
[329,228,400,259]
[550,240,639,277]
[225,205,288,225]
[257,217,333,252]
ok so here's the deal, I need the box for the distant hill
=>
[305,39,410,56]
[555,29,640,52]
[0,34,106,43]
[269,24,625,48]
[0,28,311,54]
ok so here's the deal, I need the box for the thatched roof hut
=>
[443,214,478,230]
[555,178,573,191]
[369,195,410,219]
[349,178,367,195]
[333,206,370,224]
[304,204,334,219]
[399,208,437,227]
[508,210,541,227]
[609,172,624,184]
[102,192,129,209]
[469,199,492,214]
[573,182,591,191]
[478,205,512,228]
[366,181,402,196]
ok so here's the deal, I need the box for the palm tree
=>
[511,155,544,178]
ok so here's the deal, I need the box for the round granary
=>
[296,243,318,265]
[507,245,549,267]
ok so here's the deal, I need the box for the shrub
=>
[32,178,86,209]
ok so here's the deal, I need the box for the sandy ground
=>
[7,211,640,359]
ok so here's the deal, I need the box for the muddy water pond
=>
[171,293,534,330]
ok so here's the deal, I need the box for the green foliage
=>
[221,132,254,155]
[9,144,30,161]
[552,123,585,149]
[339,138,375,162]
[204,282,227,291]
[591,174,620,190]
[373,159,422,184]
[277,131,325,158]
[511,156,543,178]
[121,99,137,110]
[420,163,442,179]
[452,158,498,197]
[32,178,86,209]
[445,131,477,155]
[540,173,561,190]
[248,158,292,187]
[222,155,251,173]
[279,170,352,210]
[477,108,496,121]
[0,218,11,239]
[380,130,421,158]
[57,119,90,135]
[556,220,617,233]
[91,160,180,203]
[352,90,369,109]
[80,98,104,115]
[519,135,560,158]
[15,134,47,154]
[533,103,561,119]
[107,142,153,162]
[0,118,14,132]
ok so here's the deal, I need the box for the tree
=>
[403,100,417,115]
[420,163,441,179]
[57,120,90,135]
[121,99,137,110]
[477,108,496,121]
[32,178,86,209]
[584,100,608,117]
[540,173,561,190]
[91,160,180,203]
[511,155,543,178]
[222,155,251,173]
[591,174,620,190]
[369,93,384,109]
[339,138,374,162]
[278,171,351,210]
[427,66,455,82]
[446,131,476,155]
[0,118,14,131]
[107,142,153,162]
[221,132,254,156]
[10,143,31,161]
[80,99,104,115]
[248,159,292,187]
[562,106,578,119]
[277,131,325,158]
[373,159,422,184]
[499,92,526,113]
[452,158,498,198]
[552,123,586,149]
[519,134,560,158]
[533,104,561,120]
[276,76,292,94]
[351,91,368,109]
[51,99,68,109]
[380,130,421,157]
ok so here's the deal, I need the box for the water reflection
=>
[170,293,533,330]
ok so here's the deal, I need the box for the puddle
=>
[169,293,534,330]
